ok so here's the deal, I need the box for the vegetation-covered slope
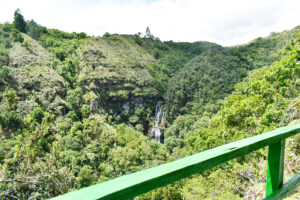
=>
[179,32,300,199]
[0,21,171,199]
[163,26,300,152]
[0,11,299,199]
[143,31,300,200]
[165,26,300,122]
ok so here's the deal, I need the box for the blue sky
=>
[0,0,299,46]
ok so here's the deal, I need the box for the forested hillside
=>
[179,32,300,199]
[165,27,300,122]
[141,30,300,200]
[0,11,299,199]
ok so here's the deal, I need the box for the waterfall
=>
[150,102,165,143]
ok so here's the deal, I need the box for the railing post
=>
[266,139,285,197]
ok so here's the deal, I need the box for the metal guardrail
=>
[50,124,300,200]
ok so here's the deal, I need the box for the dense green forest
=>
[0,10,299,199]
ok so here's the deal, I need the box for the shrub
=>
[22,40,31,48]
[0,48,9,65]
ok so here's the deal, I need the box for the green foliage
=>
[66,87,83,112]
[0,48,9,65]
[180,33,300,199]
[27,20,42,40]
[77,165,95,188]
[2,87,19,111]
[182,172,242,200]
[0,66,12,86]
[0,88,23,134]
[14,32,24,43]
[81,104,91,118]
[13,9,27,33]
[60,59,80,85]
[0,112,169,199]
[22,40,31,48]
[138,181,183,200]
[0,21,25,53]
[78,32,87,39]
[103,32,111,37]
[134,34,142,45]
[31,107,45,123]
[0,18,299,199]
[164,27,300,122]
[164,115,197,152]
[2,23,12,32]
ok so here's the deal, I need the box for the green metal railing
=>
[51,124,300,200]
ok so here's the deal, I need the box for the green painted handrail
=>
[264,173,300,200]
[50,124,300,200]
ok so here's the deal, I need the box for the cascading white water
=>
[150,102,165,143]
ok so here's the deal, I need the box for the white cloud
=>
[0,0,299,46]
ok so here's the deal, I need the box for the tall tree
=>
[145,26,152,38]
[27,20,41,40]
[13,8,27,33]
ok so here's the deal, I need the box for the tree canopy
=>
[13,9,27,33]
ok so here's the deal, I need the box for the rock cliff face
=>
[78,38,156,120]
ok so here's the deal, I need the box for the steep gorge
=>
[0,20,299,199]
